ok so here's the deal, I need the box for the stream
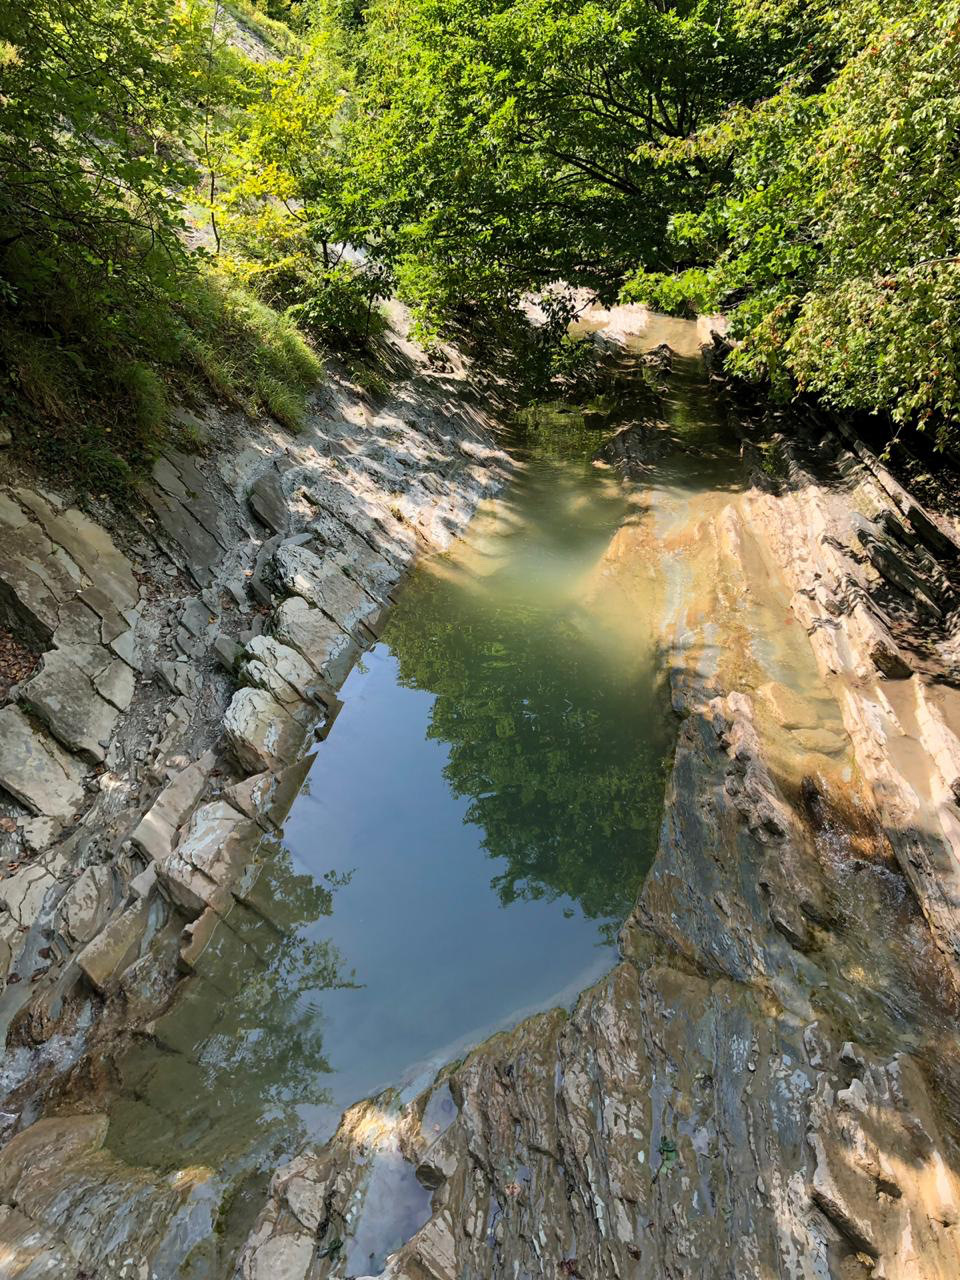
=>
[4,315,960,1280]
[99,318,760,1269]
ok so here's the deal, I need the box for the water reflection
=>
[385,423,673,929]
[103,406,677,1264]
[107,837,353,1172]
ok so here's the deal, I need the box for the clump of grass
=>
[4,330,75,420]
[222,0,301,55]
[256,373,306,431]
[0,306,172,492]
[179,269,323,430]
[346,357,391,400]
[123,360,167,435]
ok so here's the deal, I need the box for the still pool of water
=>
[285,421,674,1126]
[103,405,675,1247]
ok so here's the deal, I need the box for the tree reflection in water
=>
[385,483,672,940]
[106,835,355,1172]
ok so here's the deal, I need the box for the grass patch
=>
[222,0,301,56]
[179,271,323,431]
[0,255,324,496]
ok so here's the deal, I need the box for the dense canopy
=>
[2,0,958,467]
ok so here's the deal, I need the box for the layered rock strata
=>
[0,313,510,1273]
[235,340,960,1280]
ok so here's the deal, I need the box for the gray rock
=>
[14,489,139,611]
[224,754,315,834]
[213,634,243,672]
[157,800,261,917]
[239,634,332,722]
[248,468,290,535]
[273,543,386,643]
[58,865,116,945]
[129,752,215,862]
[222,687,309,774]
[308,511,403,599]
[76,898,150,991]
[19,815,62,854]
[109,627,142,672]
[141,481,222,587]
[0,500,81,644]
[0,863,58,927]
[0,705,87,816]
[272,596,358,688]
[129,863,158,900]
[78,584,129,644]
[870,638,912,679]
[50,598,102,647]
[0,1115,208,1276]
[181,596,216,639]
[17,647,121,764]
[94,657,136,710]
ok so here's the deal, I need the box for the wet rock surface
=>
[235,317,960,1280]
[4,306,960,1280]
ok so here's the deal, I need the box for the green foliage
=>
[8,0,957,472]
[0,0,338,488]
[0,0,210,483]
[336,0,799,335]
[0,0,207,299]
[214,19,393,347]
[179,269,324,429]
[625,0,960,442]
[224,0,304,51]
[243,257,389,348]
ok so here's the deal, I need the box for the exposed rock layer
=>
[235,329,960,1280]
[0,309,510,1275]
[3,309,960,1280]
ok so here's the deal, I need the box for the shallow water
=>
[22,314,960,1280]
[102,386,678,1220]
[97,315,945,1278]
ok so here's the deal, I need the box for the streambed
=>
[104,372,685,1171]
[6,312,960,1280]
[99,316,843,1273]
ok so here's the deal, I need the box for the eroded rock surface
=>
[4,306,960,1280]
[235,322,960,1280]
[0,306,510,1276]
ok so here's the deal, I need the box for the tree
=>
[336,0,799,337]
[625,0,960,444]
[0,0,208,305]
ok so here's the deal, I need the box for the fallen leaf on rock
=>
[0,817,16,833]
